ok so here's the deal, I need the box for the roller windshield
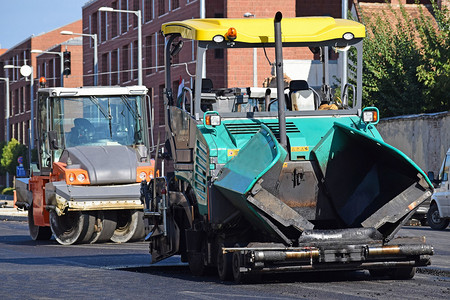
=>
[45,95,144,149]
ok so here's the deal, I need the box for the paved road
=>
[0,220,448,299]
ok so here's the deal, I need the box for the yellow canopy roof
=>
[161,17,366,43]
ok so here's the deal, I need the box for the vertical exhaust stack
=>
[274,11,287,149]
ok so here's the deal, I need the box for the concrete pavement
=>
[0,200,27,222]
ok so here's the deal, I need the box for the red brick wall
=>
[296,0,344,18]
[225,0,298,88]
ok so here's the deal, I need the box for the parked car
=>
[427,148,450,230]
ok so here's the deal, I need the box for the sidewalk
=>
[0,200,27,222]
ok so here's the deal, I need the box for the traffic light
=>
[63,51,71,76]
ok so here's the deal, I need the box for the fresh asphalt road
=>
[0,221,448,300]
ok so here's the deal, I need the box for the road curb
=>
[0,214,27,222]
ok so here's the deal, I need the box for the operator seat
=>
[289,80,318,111]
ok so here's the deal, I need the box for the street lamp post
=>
[341,0,349,100]
[99,6,142,86]
[4,64,35,178]
[244,12,257,87]
[0,76,10,186]
[0,77,10,142]
[31,49,64,87]
[61,30,98,86]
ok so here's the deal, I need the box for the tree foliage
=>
[361,1,449,117]
[0,139,28,175]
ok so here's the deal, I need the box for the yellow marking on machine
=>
[291,146,309,152]
[227,149,239,157]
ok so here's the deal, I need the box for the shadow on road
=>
[118,264,385,285]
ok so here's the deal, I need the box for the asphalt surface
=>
[1,199,449,277]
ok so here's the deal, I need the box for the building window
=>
[111,1,119,38]
[101,52,109,86]
[157,36,164,71]
[132,0,139,28]
[172,0,179,10]
[91,13,98,38]
[49,59,55,87]
[111,49,118,85]
[172,79,179,99]
[122,45,129,82]
[158,0,165,16]
[101,11,107,42]
[19,87,24,113]
[145,35,153,74]
[172,37,180,65]
[25,85,30,111]
[133,40,138,79]
[158,84,165,125]
[121,0,128,33]
[214,49,224,59]
[144,0,152,22]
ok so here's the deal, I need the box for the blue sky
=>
[0,0,88,49]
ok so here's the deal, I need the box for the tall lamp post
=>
[31,49,64,87]
[244,12,257,87]
[61,30,98,86]
[99,6,142,86]
[0,76,10,142]
[341,0,349,100]
[4,64,35,178]
[0,76,10,186]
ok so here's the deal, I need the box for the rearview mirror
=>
[48,130,60,150]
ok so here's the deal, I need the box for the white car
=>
[427,148,450,230]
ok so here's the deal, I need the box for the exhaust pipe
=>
[274,11,287,149]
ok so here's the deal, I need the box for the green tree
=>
[0,141,7,175]
[414,2,450,112]
[1,139,28,175]
[360,1,449,117]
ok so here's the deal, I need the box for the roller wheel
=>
[89,211,118,243]
[28,207,52,241]
[427,204,449,230]
[110,210,144,243]
[50,211,95,245]
[217,244,233,281]
[188,252,206,276]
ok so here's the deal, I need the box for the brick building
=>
[81,0,349,143]
[34,37,84,89]
[0,19,82,146]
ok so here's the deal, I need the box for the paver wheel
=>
[110,210,144,243]
[89,211,118,243]
[370,267,416,280]
[217,243,233,281]
[50,211,95,245]
[391,267,416,280]
[232,251,243,283]
[188,251,206,276]
[28,207,52,241]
